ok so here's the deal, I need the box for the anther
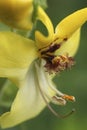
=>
[62,94,75,102]
[44,54,75,74]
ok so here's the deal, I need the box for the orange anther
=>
[62,94,75,102]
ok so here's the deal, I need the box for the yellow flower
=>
[0,6,87,128]
[0,0,33,30]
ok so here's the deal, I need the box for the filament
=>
[38,78,75,118]
[35,62,75,118]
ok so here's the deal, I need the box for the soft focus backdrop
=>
[0,0,87,130]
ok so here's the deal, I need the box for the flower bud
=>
[0,0,33,30]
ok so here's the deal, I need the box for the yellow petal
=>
[35,6,54,49]
[0,61,56,128]
[0,0,33,30]
[0,32,37,82]
[55,8,87,40]
[55,28,80,57]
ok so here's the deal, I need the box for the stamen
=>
[44,54,75,74]
[52,95,66,105]
[39,39,75,74]
[38,80,75,118]
[62,94,75,102]
[35,62,75,118]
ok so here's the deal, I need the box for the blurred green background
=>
[0,0,87,130]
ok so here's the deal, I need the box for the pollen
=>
[44,54,75,74]
[39,42,75,74]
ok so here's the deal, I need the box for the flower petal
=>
[35,6,54,48]
[0,32,37,83]
[55,28,80,56]
[55,8,87,40]
[0,61,56,128]
[0,0,33,30]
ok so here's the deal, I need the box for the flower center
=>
[39,42,75,74]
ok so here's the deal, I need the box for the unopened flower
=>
[0,6,87,128]
[0,0,33,30]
